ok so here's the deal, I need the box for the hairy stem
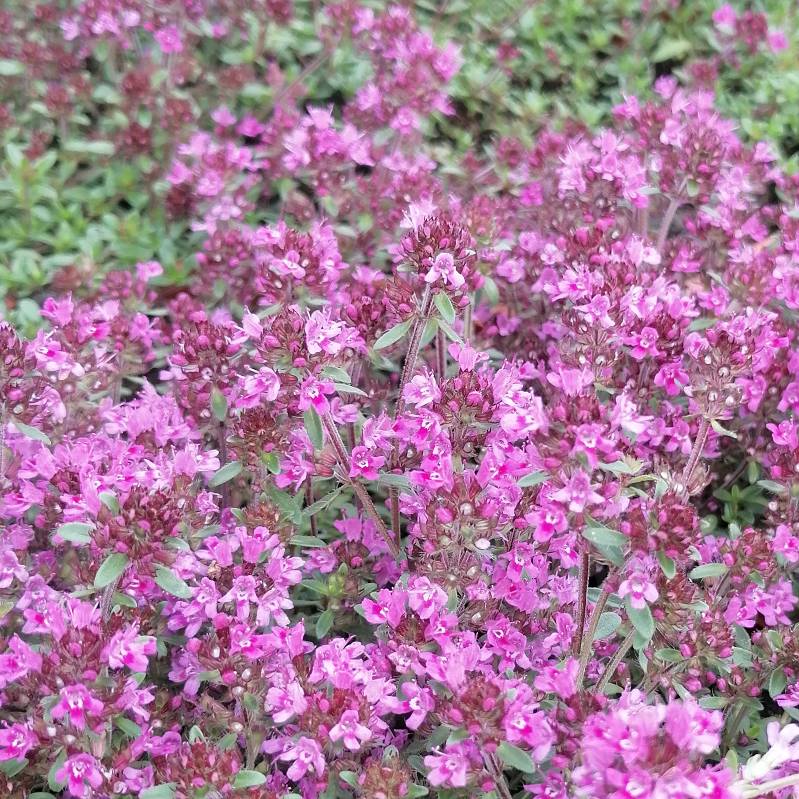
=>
[577,585,611,689]
[572,552,590,656]
[483,752,513,799]
[741,774,799,799]
[322,413,398,558]
[681,417,710,496]
[595,628,636,693]
[656,197,681,255]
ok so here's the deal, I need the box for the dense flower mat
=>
[3,2,799,798]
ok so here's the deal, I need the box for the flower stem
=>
[656,197,681,255]
[595,628,635,693]
[322,413,399,558]
[572,551,590,656]
[577,585,611,689]
[680,417,710,496]
[483,752,513,799]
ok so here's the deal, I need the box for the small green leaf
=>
[154,566,193,599]
[209,461,243,487]
[626,598,655,643]
[94,553,129,588]
[689,563,728,580]
[55,522,93,545]
[316,609,334,639]
[64,139,116,156]
[657,550,676,580]
[497,741,535,773]
[233,770,266,788]
[406,785,429,798]
[140,786,176,799]
[333,382,368,396]
[321,366,352,383]
[434,291,456,324]
[655,648,683,663]
[710,419,737,439]
[769,668,787,698]
[594,612,622,641]
[48,750,67,792]
[517,471,548,488]
[99,491,120,515]
[0,758,27,777]
[0,59,25,76]
[339,771,359,788]
[583,525,627,549]
[211,387,228,422]
[11,419,51,445]
[291,535,328,548]
[115,716,142,737]
[373,317,414,350]
[652,38,690,62]
[304,408,324,450]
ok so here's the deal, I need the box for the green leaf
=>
[302,488,343,518]
[497,741,536,773]
[434,291,456,324]
[333,382,368,397]
[94,553,129,588]
[233,770,266,788]
[304,408,325,450]
[758,479,786,494]
[99,491,120,514]
[406,786,429,798]
[211,387,228,422]
[655,648,684,663]
[291,535,328,548]
[115,716,142,737]
[321,365,351,383]
[339,771,359,788]
[652,38,690,62]
[316,609,334,639]
[55,522,93,545]
[155,566,193,599]
[64,139,116,156]
[710,419,737,439]
[625,598,655,643]
[140,786,176,799]
[689,563,728,580]
[48,749,67,792]
[373,317,414,350]
[657,550,676,580]
[0,59,25,76]
[769,668,787,698]
[583,524,627,549]
[11,418,51,445]
[517,471,548,488]
[209,461,242,487]
[594,612,622,640]
[0,758,27,777]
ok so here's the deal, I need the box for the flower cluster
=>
[2,2,799,799]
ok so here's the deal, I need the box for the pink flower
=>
[103,625,156,672]
[51,684,104,730]
[0,723,37,761]
[618,574,659,610]
[424,749,469,787]
[56,754,104,798]
[278,736,326,781]
[408,577,448,620]
[154,25,183,54]
[329,709,373,751]
[238,368,280,408]
[298,376,336,414]
[349,445,385,481]
[551,471,604,513]
[402,370,441,407]
[425,252,465,289]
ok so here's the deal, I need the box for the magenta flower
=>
[0,723,37,761]
[51,684,105,730]
[329,709,373,751]
[349,445,385,481]
[56,754,104,798]
[424,749,469,788]
[298,376,336,414]
[103,625,156,672]
[278,736,326,781]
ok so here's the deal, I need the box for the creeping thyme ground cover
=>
[5,2,799,799]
